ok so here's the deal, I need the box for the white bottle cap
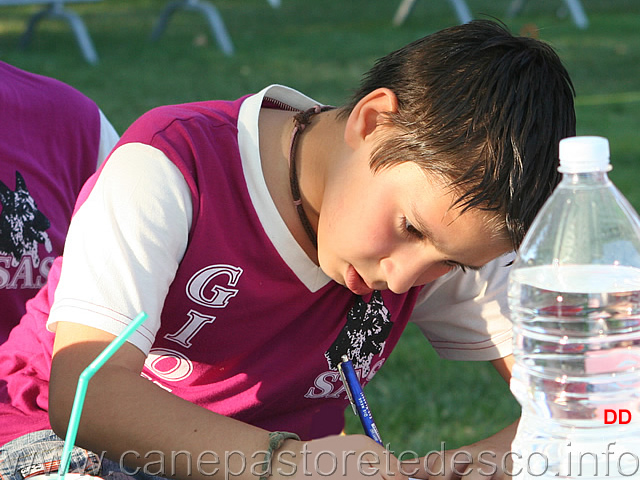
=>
[558,136,611,173]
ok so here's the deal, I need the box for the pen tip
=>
[341,354,349,362]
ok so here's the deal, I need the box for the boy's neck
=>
[258,107,344,263]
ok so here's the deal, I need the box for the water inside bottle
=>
[509,264,640,478]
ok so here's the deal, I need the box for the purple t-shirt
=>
[0,94,421,445]
[0,61,101,344]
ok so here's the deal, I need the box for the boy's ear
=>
[344,88,399,148]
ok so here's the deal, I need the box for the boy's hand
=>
[273,434,408,480]
[404,421,518,480]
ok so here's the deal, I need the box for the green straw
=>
[57,311,148,480]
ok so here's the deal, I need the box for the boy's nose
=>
[380,254,452,293]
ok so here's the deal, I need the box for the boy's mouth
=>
[345,265,374,295]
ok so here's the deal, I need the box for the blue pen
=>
[338,354,383,445]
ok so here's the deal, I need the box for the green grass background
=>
[1,0,639,456]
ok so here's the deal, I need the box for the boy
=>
[0,61,119,344]
[0,20,575,480]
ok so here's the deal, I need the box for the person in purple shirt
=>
[0,21,575,480]
[0,61,119,344]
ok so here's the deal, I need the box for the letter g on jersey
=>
[186,264,243,308]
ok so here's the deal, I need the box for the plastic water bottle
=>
[508,136,640,479]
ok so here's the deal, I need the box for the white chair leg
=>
[449,0,472,24]
[392,0,417,26]
[564,0,589,29]
[151,0,234,56]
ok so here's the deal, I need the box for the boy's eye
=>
[402,217,424,239]
[443,260,467,273]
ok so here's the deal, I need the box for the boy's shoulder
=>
[120,96,250,148]
[144,98,247,130]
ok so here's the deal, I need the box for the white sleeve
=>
[410,252,515,361]
[47,143,193,355]
[96,108,120,168]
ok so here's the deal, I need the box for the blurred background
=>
[1,0,638,456]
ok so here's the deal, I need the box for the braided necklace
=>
[288,105,334,249]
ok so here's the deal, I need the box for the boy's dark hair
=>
[340,19,576,249]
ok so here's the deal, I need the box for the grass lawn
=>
[1,0,639,456]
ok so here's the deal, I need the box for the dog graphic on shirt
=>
[325,290,393,378]
[0,171,52,267]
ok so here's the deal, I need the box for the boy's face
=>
[317,157,512,295]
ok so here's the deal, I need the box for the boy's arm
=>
[49,322,407,480]
[491,353,514,383]
[96,108,119,168]
[405,355,519,480]
[410,421,520,480]
[49,322,270,480]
